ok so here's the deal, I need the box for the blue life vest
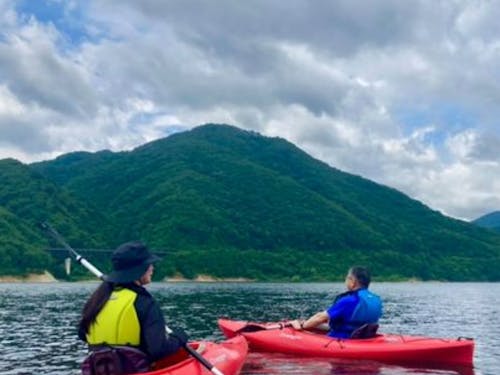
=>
[327,288,382,338]
[346,289,382,331]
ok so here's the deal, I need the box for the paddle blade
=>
[64,257,71,275]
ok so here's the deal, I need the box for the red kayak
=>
[141,336,248,375]
[218,319,474,368]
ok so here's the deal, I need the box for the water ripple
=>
[0,282,497,375]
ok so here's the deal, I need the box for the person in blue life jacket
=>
[78,241,188,375]
[290,266,382,338]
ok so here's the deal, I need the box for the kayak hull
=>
[218,319,474,368]
[142,335,248,375]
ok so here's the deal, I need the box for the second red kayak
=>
[218,319,474,368]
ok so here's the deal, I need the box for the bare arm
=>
[290,311,329,330]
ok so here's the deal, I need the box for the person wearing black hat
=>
[78,241,188,375]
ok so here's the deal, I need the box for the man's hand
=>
[289,319,304,330]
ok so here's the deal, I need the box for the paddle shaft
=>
[40,222,225,375]
[40,222,104,279]
[236,322,292,333]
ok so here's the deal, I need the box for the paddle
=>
[236,322,293,333]
[40,222,226,375]
[234,321,329,334]
[40,222,105,279]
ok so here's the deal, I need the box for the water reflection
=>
[244,354,477,375]
[0,282,496,375]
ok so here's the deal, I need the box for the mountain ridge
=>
[1,124,499,280]
[472,211,500,232]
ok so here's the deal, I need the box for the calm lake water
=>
[0,282,498,375]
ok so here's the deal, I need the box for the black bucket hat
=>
[106,241,161,283]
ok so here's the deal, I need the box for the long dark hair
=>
[79,281,115,335]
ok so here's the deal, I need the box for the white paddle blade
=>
[64,257,71,275]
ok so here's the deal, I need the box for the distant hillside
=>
[472,211,500,232]
[27,124,500,281]
[0,206,49,275]
[0,158,112,277]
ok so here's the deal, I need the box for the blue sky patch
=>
[15,0,93,46]
[394,101,476,143]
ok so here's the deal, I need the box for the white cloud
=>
[0,85,25,115]
[0,0,499,220]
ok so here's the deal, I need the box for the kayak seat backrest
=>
[350,323,379,339]
[83,347,123,375]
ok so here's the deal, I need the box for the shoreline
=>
[0,272,477,283]
[0,271,57,283]
[0,272,254,283]
[164,274,254,283]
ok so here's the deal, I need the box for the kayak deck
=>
[218,319,474,368]
[144,335,248,375]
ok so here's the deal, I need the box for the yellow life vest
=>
[86,288,141,346]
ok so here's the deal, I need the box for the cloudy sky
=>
[1,0,499,221]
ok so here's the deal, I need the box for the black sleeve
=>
[136,294,183,361]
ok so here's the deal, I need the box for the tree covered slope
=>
[472,211,500,232]
[2,124,499,280]
[0,158,111,276]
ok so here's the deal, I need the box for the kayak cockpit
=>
[150,342,205,371]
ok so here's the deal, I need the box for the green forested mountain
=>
[0,158,112,277]
[472,211,500,232]
[2,124,500,281]
[0,206,49,274]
